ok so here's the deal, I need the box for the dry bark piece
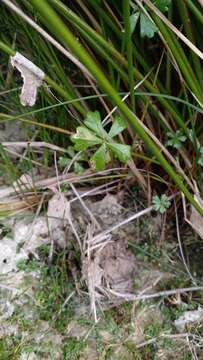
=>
[11,52,44,106]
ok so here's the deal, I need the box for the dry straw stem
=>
[102,69,154,125]
[1,141,68,153]
[141,0,203,61]
[0,113,73,136]
[0,195,42,212]
[108,286,203,301]
[130,111,195,192]
[70,183,101,230]
[136,332,196,349]
[102,70,155,192]
[174,199,196,284]
[0,168,126,199]
[4,147,47,169]
[85,224,99,322]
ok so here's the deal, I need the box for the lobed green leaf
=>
[108,117,127,138]
[84,111,107,138]
[107,143,131,162]
[71,127,102,151]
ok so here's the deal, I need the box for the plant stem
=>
[177,1,202,84]
[150,14,203,105]
[185,0,203,26]
[123,0,135,111]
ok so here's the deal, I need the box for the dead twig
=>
[70,183,101,230]
[2,141,68,153]
[174,199,196,284]
[107,286,203,301]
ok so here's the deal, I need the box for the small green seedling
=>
[71,111,131,171]
[130,0,171,38]
[152,194,171,214]
[166,130,187,149]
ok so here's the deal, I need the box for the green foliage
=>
[130,12,140,34]
[166,130,187,149]
[197,146,203,167]
[71,126,103,151]
[144,322,163,337]
[152,194,171,214]
[140,13,158,39]
[16,259,39,272]
[35,262,75,330]
[62,338,86,360]
[130,11,158,38]
[71,111,131,170]
[16,254,76,331]
[0,336,22,359]
[130,0,171,38]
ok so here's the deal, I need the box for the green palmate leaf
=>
[71,126,102,151]
[91,144,107,171]
[130,12,140,34]
[84,111,107,138]
[71,111,131,169]
[107,143,131,163]
[152,194,171,214]
[108,117,127,138]
[140,13,158,38]
[153,0,171,12]
[166,130,187,149]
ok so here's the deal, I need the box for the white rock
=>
[174,308,203,331]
